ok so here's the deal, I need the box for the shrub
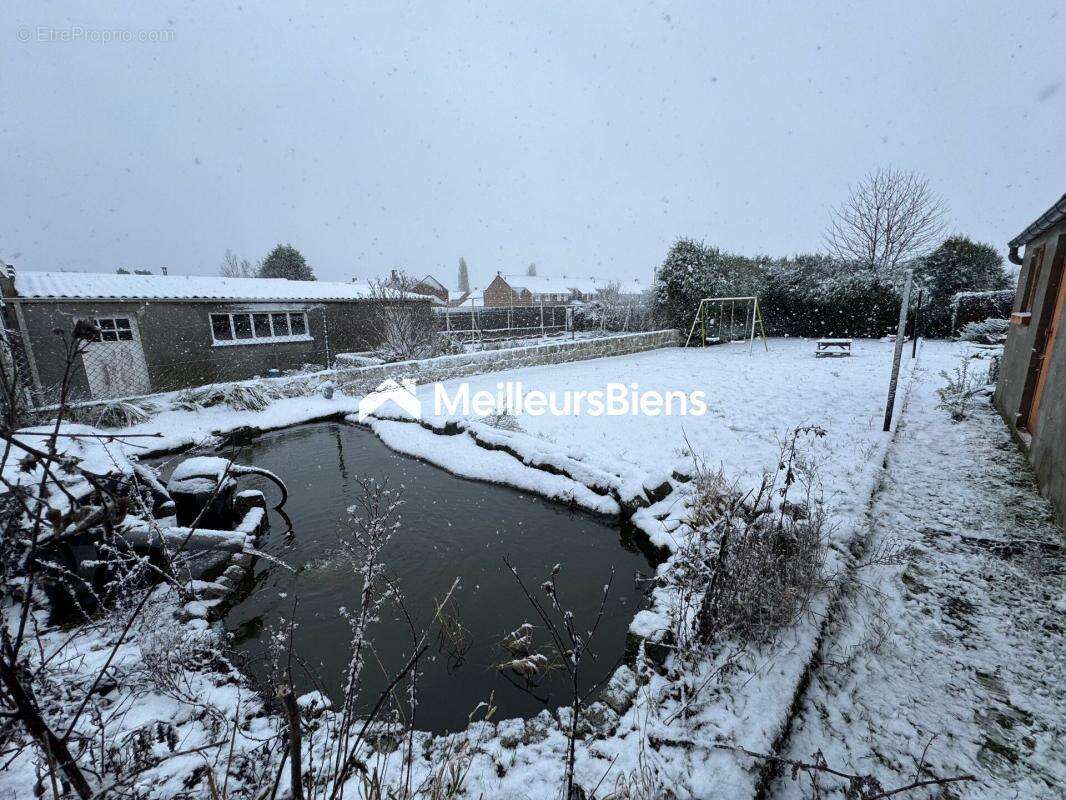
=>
[958,317,1009,344]
[173,382,272,412]
[762,254,902,338]
[936,361,986,421]
[653,239,768,331]
[951,289,1014,333]
[665,426,830,652]
[90,399,156,429]
[916,236,1011,335]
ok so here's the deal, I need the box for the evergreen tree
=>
[526,263,537,277]
[652,239,767,330]
[457,257,470,292]
[917,236,1009,334]
[258,244,315,281]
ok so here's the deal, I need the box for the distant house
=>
[995,192,1066,526]
[483,274,650,307]
[0,268,422,405]
[386,271,471,307]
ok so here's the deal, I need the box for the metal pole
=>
[883,270,914,432]
[911,289,923,359]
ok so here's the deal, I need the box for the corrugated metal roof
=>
[12,271,378,302]
[1009,192,1066,248]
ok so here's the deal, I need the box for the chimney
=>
[0,262,15,299]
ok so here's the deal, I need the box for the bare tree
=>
[364,272,444,361]
[220,248,257,278]
[825,168,947,274]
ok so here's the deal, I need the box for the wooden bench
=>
[816,338,852,357]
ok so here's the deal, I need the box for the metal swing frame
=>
[683,296,769,353]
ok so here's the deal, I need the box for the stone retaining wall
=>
[332,329,679,393]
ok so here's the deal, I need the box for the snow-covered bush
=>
[173,381,273,412]
[936,361,986,421]
[916,236,1011,335]
[653,239,769,331]
[763,254,902,338]
[665,426,830,652]
[958,317,1009,344]
[72,398,157,428]
[950,288,1014,334]
[574,283,654,332]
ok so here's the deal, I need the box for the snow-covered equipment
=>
[167,456,288,528]
[684,296,768,353]
[815,338,852,357]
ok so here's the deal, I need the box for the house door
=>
[82,316,152,400]
[1028,256,1066,431]
[1020,236,1066,432]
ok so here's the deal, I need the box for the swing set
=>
[683,296,768,353]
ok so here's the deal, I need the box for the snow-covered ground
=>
[773,352,1066,799]
[5,337,1060,798]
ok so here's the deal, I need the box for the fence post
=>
[911,288,923,359]
[883,269,914,432]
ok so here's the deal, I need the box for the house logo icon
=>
[357,378,422,422]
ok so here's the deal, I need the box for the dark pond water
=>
[152,422,655,733]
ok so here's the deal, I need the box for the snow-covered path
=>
[773,351,1066,798]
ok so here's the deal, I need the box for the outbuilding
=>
[995,192,1066,525]
[0,268,412,405]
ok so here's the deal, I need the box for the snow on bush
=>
[936,360,986,421]
[958,317,1009,344]
[173,381,274,412]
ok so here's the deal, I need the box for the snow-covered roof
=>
[12,271,378,302]
[500,274,650,296]
[501,275,601,295]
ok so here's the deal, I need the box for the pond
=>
[152,421,657,733]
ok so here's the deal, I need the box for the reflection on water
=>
[153,422,656,733]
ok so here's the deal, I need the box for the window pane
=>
[118,330,133,341]
[233,314,253,339]
[211,314,233,340]
[102,331,118,341]
[253,313,271,338]
[115,318,131,330]
[289,313,307,335]
[271,313,290,336]
[97,318,116,329]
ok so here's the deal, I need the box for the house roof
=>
[11,271,379,302]
[499,274,650,296]
[500,274,601,294]
[1009,192,1066,248]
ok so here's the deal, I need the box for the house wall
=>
[9,298,387,404]
[483,276,533,307]
[995,220,1066,527]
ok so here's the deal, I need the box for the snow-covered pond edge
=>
[34,341,925,797]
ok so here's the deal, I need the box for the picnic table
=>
[815,338,852,357]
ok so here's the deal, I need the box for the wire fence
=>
[436,305,573,343]
[3,324,337,412]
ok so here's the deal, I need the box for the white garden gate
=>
[81,316,152,400]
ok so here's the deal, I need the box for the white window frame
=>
[209,310,313,347]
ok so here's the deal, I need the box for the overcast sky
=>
[3,2,1062,289]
